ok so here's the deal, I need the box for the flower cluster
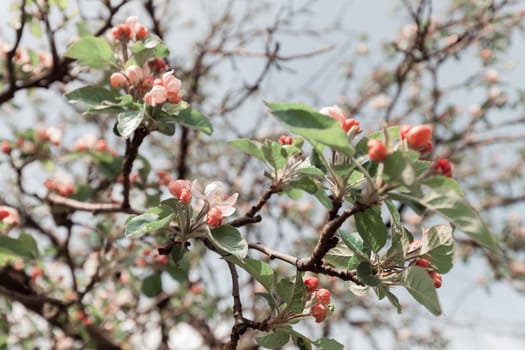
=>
[74,134,112,153]
[45,175,75,197]
[303,276,333,323]
[110,65,183,108]
[168,180,238,227]
[111,16,149,42]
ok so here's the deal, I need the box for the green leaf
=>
[422,176,463,195]
[420,225,455,273]
[285,177,318,194]
[383,150,415,186]
[208,225,248,259]
[125,205,174,237]
[174,108,213,135]
[324,241,354,269]
[340,230,370,265]
[357,261,381,286]
[226,256,274,292]
[291,334,313,350]
[313,337,344,350]
[276,271,306,314]
[389,189,498,250]
[355,206,387,253]
[64,36,113,68]
[65,86,118,106]
[265,102,354,156]
[403,266,442,315]
[117,108,145,139]
[377,286,402,313]
[256,330,290,348]
[170,243,189,265]
[0,234,39,266]
[129,35,169,66]
[346,280,369,296]
[141,273,162,297]
[228,139,265,161]
[262,140,287,169]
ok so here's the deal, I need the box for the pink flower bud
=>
[110,72,128,88]
[125,65,144,85]
[144,85,167,107]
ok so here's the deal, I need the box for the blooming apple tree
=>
[0,0,523,349]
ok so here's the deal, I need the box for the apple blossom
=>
[168,179,194,205]
[319,105,360,133]
[206,207,224,227]
[0,206,20,226]
[203,181,239,218]
[144,85,167,107]
[74,134,96,152]
[125,65,144,86]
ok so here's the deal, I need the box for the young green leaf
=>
[125,205,174,237]
[356,261,381,286]
[117,108,145,139]
[389,189,498,250]
[355,206,387,253]
[420,225,455,273]
[174,108,213,135]
[65,86,119,106]
[313,337,344,350]
[228,139,265,161]
[208,225,248,259]
[64,36,113,68]
[276,271,306,314]
[141,273,162,297]
[256,330,290,348]
[403,266,442,316]
[225,256,274,292]
[383,150,416,186]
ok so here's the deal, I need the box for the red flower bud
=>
[311,304,327,323]
[415,258,430,268]
[342,118,361,133]
[279,135,293,145]
[433,158,452,177]
[303,276,319,293]
[316,288,331,305]
[1,140,11,154]
[406,125,432,149]
[428,270,443,288]
[367,139,388,162]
